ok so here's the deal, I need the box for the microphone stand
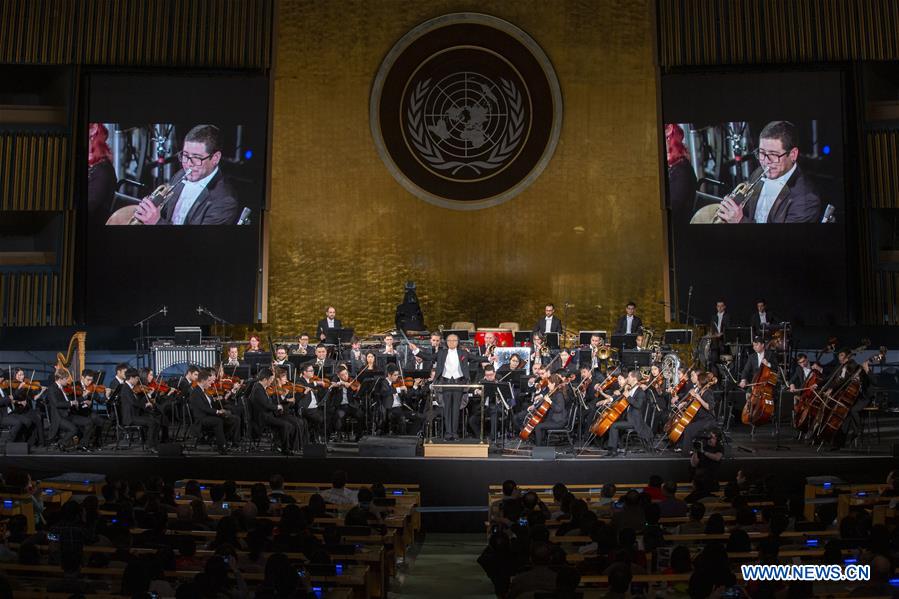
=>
[773,366,791,451]
[134,306,167,369]
[197,305,230,341]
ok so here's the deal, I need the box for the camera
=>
[692,440,703,452]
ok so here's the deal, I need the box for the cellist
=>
[521,373,566,446]
[677,371,719,451]
[788,353,821,427]
[739,337,779,390]
[604,370,652,456]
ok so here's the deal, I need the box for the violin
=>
[311,375,331,389]
[4,379,42,392]
[331,378,361,393]
[218,375,242,392]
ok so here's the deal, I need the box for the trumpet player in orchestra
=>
[714,121,822,224]
[291,333,311,356]
[130,125,240,225]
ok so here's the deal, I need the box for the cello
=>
[793,367,821,433]
[814,349,883,443]
[741,361,778,427]
[666,373,717,444]
[589,386,631,438]
[519,376,560,441]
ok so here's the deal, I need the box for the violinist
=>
[468,365,501,441]
[645,362,668,421]
[0,371,42,450]
[72,369,107,449]
[250,367,302,455]
[213,365,246,442]
[317,306,342,341]
[175,365,200,399]
[677,371,719,451]
[188,370,237,454]
[118,368,161,452]
[377,364,422,436]
[106,363,129,399]
[297,364,327,440]
[604,370,652,456]
[522,373,567,446]
[46,369,95,452]
[140,367,174,442]
[9,368,46,447]
[326,365,362,439]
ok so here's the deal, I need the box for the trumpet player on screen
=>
[714,120,822,224]
[130,124,240,226]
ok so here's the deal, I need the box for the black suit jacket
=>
[613,315,643,336]
[157,169,240,225]
[741,350,779,383]
[249,382,279,417]
[316,318,343,339]
[189,387,219,419]
[709,312,731,335]
[625,388,652,437]
[434,348,472,382]
[295,379,322,411]
[740,165,822,224]
[118,383,147,425]
[532,316,563,335]
[749,311,779,332]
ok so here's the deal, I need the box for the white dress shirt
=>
[443,349,463,379]
[544,317,553,333]
[625,315,634,334]
[756,352,766,367]
[754,163,796,223]
[391,388,404,409]
[327,318,335,328]
[758,311,768,326]
[171,167,219,225]
[304,382,318,409]
[716,312,724,333]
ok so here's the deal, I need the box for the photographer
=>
[690,430,724,488]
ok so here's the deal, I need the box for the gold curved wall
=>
[267,0,665,337]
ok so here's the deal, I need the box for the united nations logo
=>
[371,13,563,210]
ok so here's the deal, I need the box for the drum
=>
[474,329,513,347]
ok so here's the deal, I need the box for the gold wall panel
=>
[267,0,666,337]
[659,0,899,67]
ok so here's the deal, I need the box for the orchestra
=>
[2,299,888,456]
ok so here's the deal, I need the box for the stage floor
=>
[3,424,896,509]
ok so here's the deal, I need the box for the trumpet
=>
[122,168,192,225]
[711,166,770,224]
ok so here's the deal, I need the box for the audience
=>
[320,470,358,505]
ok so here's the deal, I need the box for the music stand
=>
[621,349,652,370]
[663,329,693,345]
[579,330,608,345]
[544,332,560,350]
[725,327,753,346]
[379,355,399,371]
[611,334,637,352]
[288,354,315,372]
[324,328,354,346]
[513,331,532,346]
[577,349,593,369]
[442,329,470,341]
[243,352,272,375]
[225,365,252,381]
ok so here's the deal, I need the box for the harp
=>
[56,331,86,378]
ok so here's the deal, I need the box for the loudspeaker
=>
[158,443,184,457]
[4,442,29,456]
[303,443,327,458]
[358,435,422,457]
[531,446,556,460]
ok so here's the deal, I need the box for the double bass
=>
[741,361,778,427]
[666,374,717,444]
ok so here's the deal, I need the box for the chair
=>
[545,401,579,449]
[111,401,144,450]
[498,322,520,333]
[623,400,655,455]
[451,321,476,332]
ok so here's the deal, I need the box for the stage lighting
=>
[822,145,831,155]
[244,149,254,160]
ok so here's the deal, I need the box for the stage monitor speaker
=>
[358,436,422,458]
[531,446,556,460]
[158,443,184,457]
[303,443,327,458]
[4,442,29,456]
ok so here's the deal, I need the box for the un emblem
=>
[371,13,563,210]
